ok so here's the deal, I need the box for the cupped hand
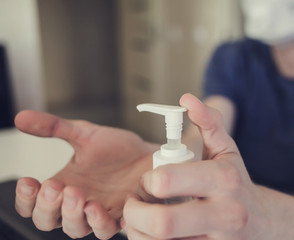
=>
[14,110,156,239]
[123,93,270,240]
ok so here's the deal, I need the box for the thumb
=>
[180,93,238,159]
[15,110,78,143]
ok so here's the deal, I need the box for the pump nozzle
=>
[136,103,186,141]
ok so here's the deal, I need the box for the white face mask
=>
[241,0,294,45]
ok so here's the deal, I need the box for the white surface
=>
[0,128,74,183]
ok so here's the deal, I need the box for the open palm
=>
[15,110,156,239]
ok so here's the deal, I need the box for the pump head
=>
[137,103,194,169]
[136,103,186,140]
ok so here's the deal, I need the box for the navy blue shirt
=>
[204,38,294,193]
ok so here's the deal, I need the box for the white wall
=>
[0,0,46,112]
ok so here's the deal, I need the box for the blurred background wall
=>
[0,0,45,112]
[119,0,243,141]
[0,0,243,142]
[38,0,120,126]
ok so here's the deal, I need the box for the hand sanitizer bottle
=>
[137,103,195,204]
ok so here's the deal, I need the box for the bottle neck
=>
[167,138,181,150]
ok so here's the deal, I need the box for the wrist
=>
[253,184,294,240]
[252,185,275,239]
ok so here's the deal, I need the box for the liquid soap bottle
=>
[137,103,195,204]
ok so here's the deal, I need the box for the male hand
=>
[123,93,270,240]
[14,110,155,239]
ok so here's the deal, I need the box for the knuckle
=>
[151,207,174,239]
[219,202,248,232]
[230,203,248,231]
[217,162,242,191]
[213,108,224,124]
[75,120,93,131]
[151,168,171,198]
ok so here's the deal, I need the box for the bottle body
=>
[153,146,194,169]
[153,145,195,204]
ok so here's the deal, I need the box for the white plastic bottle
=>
[137,103,195,204]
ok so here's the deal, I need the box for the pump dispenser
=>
[137,103,194,169]
[137,103,195,203]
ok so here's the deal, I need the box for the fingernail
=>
[84,208,96,219]
[64,195,77,210]
[20,183,34,197]
[44,186,59,202]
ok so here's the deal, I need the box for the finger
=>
[125,224,209,240]
[14,110,89,145]
[122,195,158,240]
[141,159,240,198]
[61,186,92,239]
[180,93,238,159]
[15,177,40,217]
[31,179,64,231]
[125,225,159,240]
[126,225,208,240]
[124,195,225,239]
[122,209,209,240]
[84,201,119,240]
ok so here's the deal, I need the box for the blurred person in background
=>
[202,0,294,194]
[14,0,294,239]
